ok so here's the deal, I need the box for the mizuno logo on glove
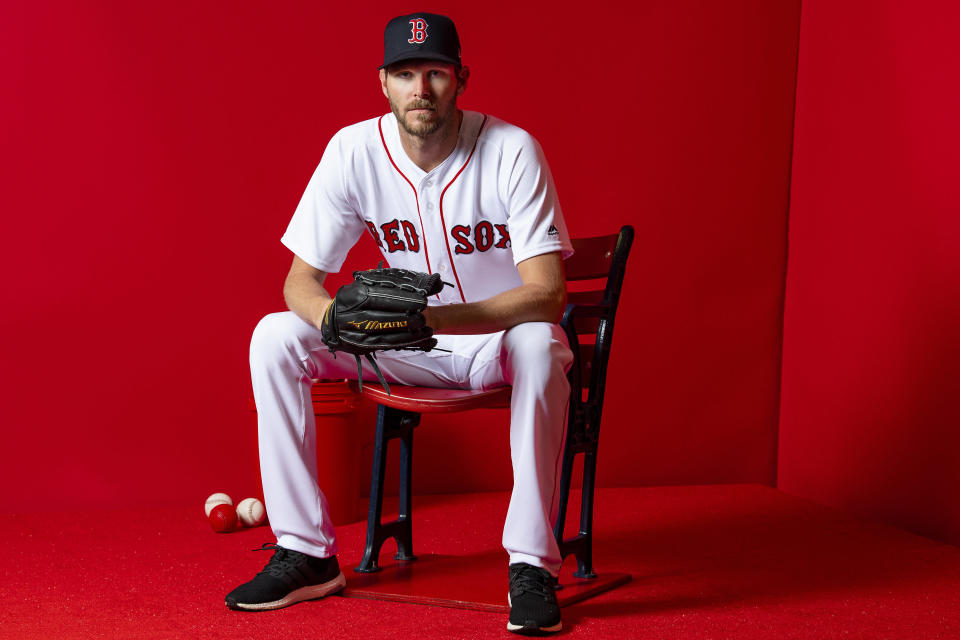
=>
[347,319,410,331]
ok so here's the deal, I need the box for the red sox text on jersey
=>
[365,219,512,254]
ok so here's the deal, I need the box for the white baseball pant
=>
[249,311,573,576]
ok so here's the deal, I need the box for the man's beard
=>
[390,97,455,139]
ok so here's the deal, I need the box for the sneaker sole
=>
[506,593,562,635]
[227,572,346,611]
[506,621,563,635]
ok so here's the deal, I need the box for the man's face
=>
[380,60,467,138]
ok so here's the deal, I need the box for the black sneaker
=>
[507,563,562,635]
[225,543,346,611]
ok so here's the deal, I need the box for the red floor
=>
[3,485,960,639]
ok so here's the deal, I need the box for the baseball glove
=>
[320,262,447,394]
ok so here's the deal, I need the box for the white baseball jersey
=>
[281,110,573,303]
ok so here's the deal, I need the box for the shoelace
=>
[510,565,553,600]
[252,543,307,578]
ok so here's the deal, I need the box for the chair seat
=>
[348,381,512,414]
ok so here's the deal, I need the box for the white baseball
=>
[236,497,266,527]
[204,492,233,517]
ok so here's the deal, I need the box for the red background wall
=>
[1,2,800,512]
[779,0,960,545]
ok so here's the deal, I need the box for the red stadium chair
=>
[350,226,634,578]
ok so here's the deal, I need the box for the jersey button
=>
[426,202,434,210]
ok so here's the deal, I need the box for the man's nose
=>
[414,72,431,98]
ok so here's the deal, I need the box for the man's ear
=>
[379,69,389,99]
[456,66,470,96]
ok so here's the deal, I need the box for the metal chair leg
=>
[355,405,419,573]
[572,449,598,579]
[393,424,417,561]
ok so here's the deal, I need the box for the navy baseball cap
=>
[380,13,462,69]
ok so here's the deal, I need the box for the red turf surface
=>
[3,485,960,639]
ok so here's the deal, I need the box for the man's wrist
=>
[315,297,333,329]
[423,305,439,333]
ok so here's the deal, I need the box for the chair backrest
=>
[561,226,634,430]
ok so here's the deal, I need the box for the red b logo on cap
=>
[408,19,428,43]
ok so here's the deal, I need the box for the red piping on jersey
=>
[438,114,488,303]
[378,115,432,274]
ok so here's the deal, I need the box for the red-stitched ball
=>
[208,503,239,533]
